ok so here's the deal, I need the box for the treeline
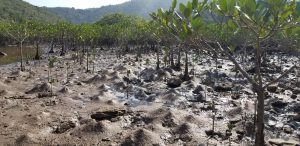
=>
[0,13,161,68]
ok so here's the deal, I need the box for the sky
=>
[23,0,130,9]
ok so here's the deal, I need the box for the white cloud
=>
[23,0,130,9]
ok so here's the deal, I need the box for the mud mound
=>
[110,74,122,81]
[184,115,199,124]
[114,65,127,71]
[121,129,164,146]
[99,84,110,91]
[59,87,72,94]
[0,89,7,96]
[11,70,28,76]
[172,123,194,142]
[162,111,179,127]
[162,93,184,103]
[25,83,51,94]
[0,81,8,89]
[114,82,127,90]
[85,75,107,83]
[109,71,120,77]
[81,120,110,133]
[15,133,38,145]
[98,91,114,98]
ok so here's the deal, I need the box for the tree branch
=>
[263,65,297,89]
[216,42,257,86]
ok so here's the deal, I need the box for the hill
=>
[0,0,61,22]
[46,0,191,24]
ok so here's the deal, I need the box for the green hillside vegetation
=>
[0,0,61,22]
[46,0,191,23]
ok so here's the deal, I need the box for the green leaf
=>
[171,0,177,12]
[179,3,186,15]
[219,0,228,12]
[191,17,203,31]
[192,0,198,9]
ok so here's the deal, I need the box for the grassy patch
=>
[0,46,36,65]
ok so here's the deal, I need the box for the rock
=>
[91,108,127,121]
[271,99,288,109]
[193,85,204,94]
[229,117,242,125]
[283,125,293,134]
[245,121,255,137]
[242,88,254,95]
[54,121,76,134]
[295,79,300,88]
[0,51,7,56]
[134,87,148,100]
[291,94,298,99]
[188,93,206,103]
[287,103,300,113]
[213,80,233,92]
[167,78,182,88]
[231,94,241,100]
[292,114,300,122]
[267,85,278,93]
[268,139,299,146]
[140,68,156,82]
[292,88,300,95]
[25,83,51,94]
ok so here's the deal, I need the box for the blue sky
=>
[23,0,130,9]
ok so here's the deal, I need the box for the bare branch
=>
[263,65,297,89]
[216,42,257,86]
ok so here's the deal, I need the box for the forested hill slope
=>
[46,0,191,24]
[0,0,61,22]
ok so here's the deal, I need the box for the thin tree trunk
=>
[255,86,265,146]
[86,44,89,73]
[20,41,24,71]
[183,49,189,81]
[170,48,175,68]
[49,39,54,53]
[156,46,160,70]
[60,32,65,56]
[176,48,181,71]
[35,41,40,60]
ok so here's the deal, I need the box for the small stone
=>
[0,51,7,56]
[291,94,297,99]
[292,88,300,95]
[271,100,288,109]
[213,80,233,92]
[167,78,182,88]
[91,108,127,121]
[193,85,204,94]
[283,125,293,134]
[267,85,278,93]
[268,139,299,145]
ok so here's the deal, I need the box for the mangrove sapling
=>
[156,46,160,70]
[226,123,234,146]
[85,45,91,73]
[126,70,130,99]
[92,46,96,73]
[48,56,57,96]
[66,62,70,82]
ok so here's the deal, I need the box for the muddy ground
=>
[0,49,299,146]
